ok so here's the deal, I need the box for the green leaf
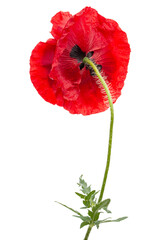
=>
[88,210,94,218]
[78,175,91,195]
[80,221,89,229]
[95,216,128,225]
[80,206,88,209]
[75,192,85,199]
[83,200,91,208]
[55,201,82,216]
[73,215,91,223]
[103,207,112,213]
[78,175,87,189]
[78,175,87,187]
[95,217,111,223]
[108,216,128,222]
[95,222,100,229]
[85,190,96,201]
[92,190,100,199]
[88,210,101,221]
[93,199,111,214]
[82,186,91,195]
[94,212,101,221]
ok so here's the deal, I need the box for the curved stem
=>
[82,57,114,239]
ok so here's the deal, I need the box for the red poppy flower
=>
[30,7,130,115]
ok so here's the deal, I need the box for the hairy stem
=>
[82,57,114,240]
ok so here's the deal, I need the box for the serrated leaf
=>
[80,221,90,228]
[55,201,82,216]
[78,175,87,188]
[75,192,85,199]
[82,186,91,195]
[78,175,91,195]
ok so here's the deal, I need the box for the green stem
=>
[82,57,114,239]
[83,225,93,240]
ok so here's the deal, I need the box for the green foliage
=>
[80,221,90,229]
[55,175,127,230]
[94,216,128,229]
[77,175,91,195]
[55,201,82,216]
[92,199,110,213]
[75,192,85,199]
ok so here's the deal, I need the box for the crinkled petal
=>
[49,46,81,102]
[30,7,130,115]
[49,7,130,115]
[30,39,57,104]
[51,11,72,39]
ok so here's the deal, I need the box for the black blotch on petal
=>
[70,45,86,62]
[79,63,85,70]
[70,45,101,75]
[86,51,94,58]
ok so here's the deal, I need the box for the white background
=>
[0,0,160,239]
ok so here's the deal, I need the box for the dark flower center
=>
[70,45,86,62]
[70,45,102,76]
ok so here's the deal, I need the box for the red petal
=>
[95,15,130,96]
[51,11,72,39]
[48,7,130,115]
[49,47,81,102]
[30,39,57,104]
[30,7,130,115]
